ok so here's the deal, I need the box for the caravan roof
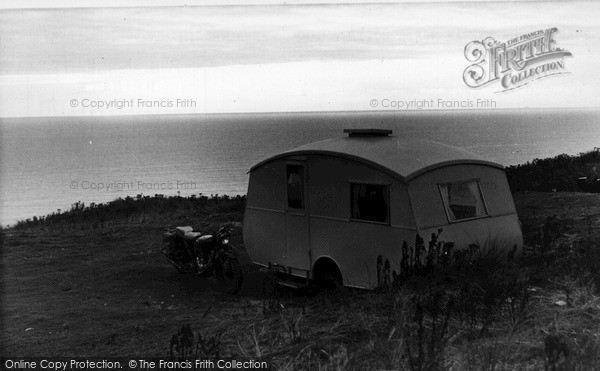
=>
[250,134,503,182]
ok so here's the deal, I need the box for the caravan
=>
[243,129,523,289]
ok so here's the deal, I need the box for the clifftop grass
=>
[8,193,246,231]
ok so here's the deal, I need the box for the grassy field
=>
[1,192,600,370]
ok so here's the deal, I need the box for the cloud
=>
[2,3,598,74]
[0,2,598,116]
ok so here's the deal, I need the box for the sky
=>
[0,1,599,117]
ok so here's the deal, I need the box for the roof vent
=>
[344,129,393,137]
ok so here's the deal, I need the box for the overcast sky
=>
[0,1,598,117]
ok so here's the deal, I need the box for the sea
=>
[1,109,599,227]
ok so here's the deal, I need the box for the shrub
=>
[505,148,600,193]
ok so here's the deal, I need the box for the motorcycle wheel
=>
[196,254,213,276]
[177,260,198,274]
[220,257,243,294]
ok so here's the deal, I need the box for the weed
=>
[280,307,303,344]
[169,324,224,360]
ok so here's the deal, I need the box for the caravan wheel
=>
[313,259,345,296]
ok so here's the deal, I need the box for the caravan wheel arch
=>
[312,255,344,286]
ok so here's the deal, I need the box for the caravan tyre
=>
[314,266,345,296]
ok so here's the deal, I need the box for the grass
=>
[1,191,600,369]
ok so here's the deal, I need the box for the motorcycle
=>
[161,225,243,294]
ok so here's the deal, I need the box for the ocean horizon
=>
[1,109,599,226]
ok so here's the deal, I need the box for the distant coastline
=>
[1,106,600,121]
[4,147,599,230]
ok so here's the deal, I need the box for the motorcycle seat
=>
[183,231,203,241]
[175,226,193,238]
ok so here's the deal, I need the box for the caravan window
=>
[438,180,488,222]
[286,164,304,209]
[351,183,389,223]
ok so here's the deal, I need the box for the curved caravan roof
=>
[250,134,503,182]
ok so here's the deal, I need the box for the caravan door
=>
[285,162,311,274]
